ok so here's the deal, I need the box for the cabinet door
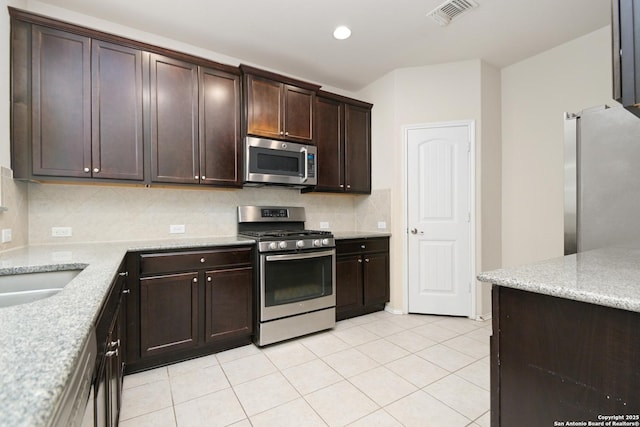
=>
[344,104,371,193]
[199,67,242,186]
[91,40,144,180]
[140,272,199,357]
[246,75,282,139]
[363,252,390,306]
[204,267,253,343]
[107,311,122,427]
[283,85,314,142]
[150,54,199,183]
[31,25,91,177]
[336,255,363,319]
[315,96,344,191]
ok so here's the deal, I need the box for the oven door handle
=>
[301,146,308,183]
[265,249,335,261]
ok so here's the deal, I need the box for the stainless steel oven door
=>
[259,249,335,321]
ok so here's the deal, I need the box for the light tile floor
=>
[120,311,491,427]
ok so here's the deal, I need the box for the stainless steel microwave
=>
[244,136,317,187]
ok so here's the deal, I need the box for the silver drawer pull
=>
[200,258,205,263]
[193,277,198,283]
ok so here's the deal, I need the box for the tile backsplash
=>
[27,183,390,244]
[0,168,29,250]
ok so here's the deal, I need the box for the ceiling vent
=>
[428,0,479,26]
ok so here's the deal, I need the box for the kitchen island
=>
[0,236,254,427]
[478,247,640,427]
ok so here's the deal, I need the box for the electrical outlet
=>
[51,227,72,237]
[377,221,387,229]
[1,229,11,243]
[320,222,330,229]
[169,224,186,234]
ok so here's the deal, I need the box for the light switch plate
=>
[1,228,11,243]
[377,221,387,229]
[320,222,330,229]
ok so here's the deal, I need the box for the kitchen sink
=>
[0,269,83,308]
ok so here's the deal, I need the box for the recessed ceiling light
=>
[333,26,351,40]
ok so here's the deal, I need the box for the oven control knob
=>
[296,240,305,248]
[313,239,321,247]
[322,238,330,246]
[269,242,278,250]
[279,241,287,249]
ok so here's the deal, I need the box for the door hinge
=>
[467,212,471,223]
[468,282,472,293]
[467,141,471,153]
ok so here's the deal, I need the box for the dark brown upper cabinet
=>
[149,53,199,184]
[30,25,92,178]
[150,55,242,187]
[92,40,144,180]
[241,65,319,144]
[12,22,144,181]
[313,91,372,194]
[199,67,242,186]
[10,8,241,188]
[613,0,640,117]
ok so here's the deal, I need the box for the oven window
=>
[264,254,333,307]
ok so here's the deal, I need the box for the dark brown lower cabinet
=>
[93,263,128,427]
[126,246,254,373]
[205,267,252,343]
[336,237,389,320]
[140,272,199,357]
[491,285,640,427]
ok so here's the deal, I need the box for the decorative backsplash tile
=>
[26,183,391,244]
[0,168,29,250]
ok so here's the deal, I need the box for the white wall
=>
[358,60,496,316]
[501,26,613,267]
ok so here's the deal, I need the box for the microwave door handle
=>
[301,146,308,182]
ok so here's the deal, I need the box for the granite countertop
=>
[333,231,391,240]
[0,236,254,427]
[477,247,640,313]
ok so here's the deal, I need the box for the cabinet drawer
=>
[336,238,389,255]
[140,247,252,275]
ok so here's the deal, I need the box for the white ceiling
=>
[33,0,610,92]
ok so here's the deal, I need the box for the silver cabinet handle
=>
[195,175,199,180]
[93,168,99,173]
[365,258,370,263]
[202,176,206,180]
[193,277,198,283]
[358,258,363,263]
[207,277,212,282]
[83,167,90,173]
[200,258,205,263]
[119,271,129,277]
[410,228,418,234]
[122,289,130,294]
[106,349,118,358]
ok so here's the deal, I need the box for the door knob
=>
[410,228,418,234]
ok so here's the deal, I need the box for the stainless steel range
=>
[238,206,336,346]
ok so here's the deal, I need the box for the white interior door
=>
[406,123,473,316]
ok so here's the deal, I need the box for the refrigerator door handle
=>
[564,112,578,255]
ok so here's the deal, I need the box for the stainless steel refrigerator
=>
[564,105,640,254]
